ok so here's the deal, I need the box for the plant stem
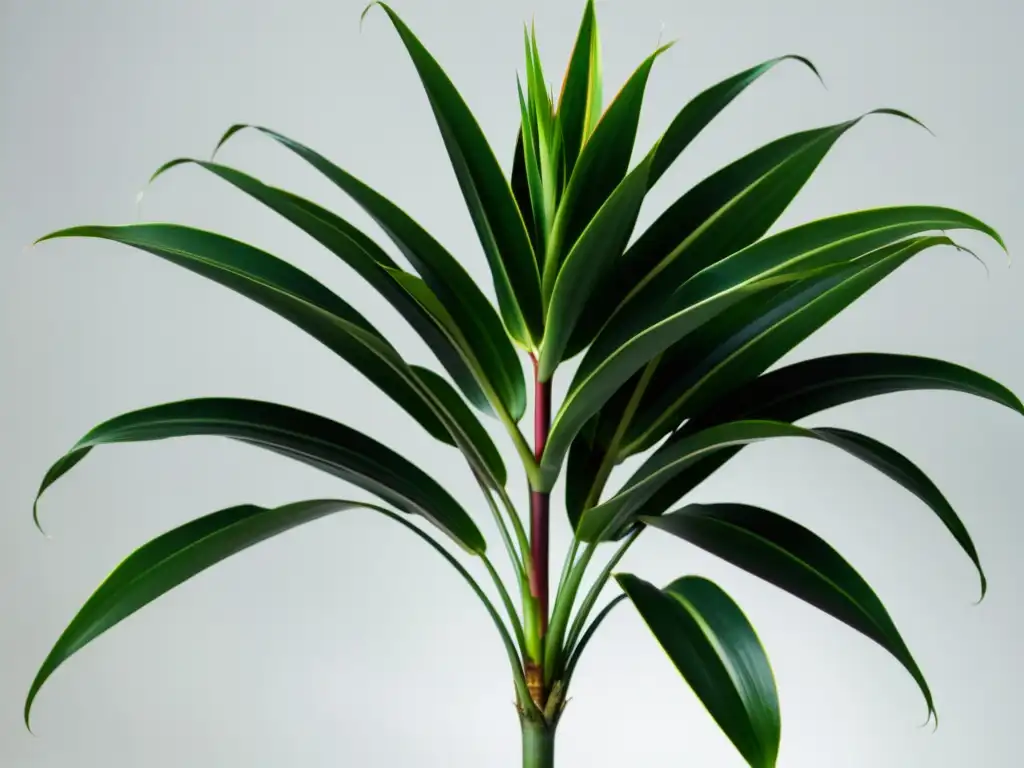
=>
[527,355,552,707]
[521,718,556,768]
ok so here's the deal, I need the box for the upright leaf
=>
[543,43,671,296]
[35,224,453,445]
[648,54,822,188]
[538,152,654,379]
[567,110,929,357]
[34,398,486,553]
[556,0,602,173]
[151,158,491,415]
[643,504,935,720]
[617,574,780,767]
[366,3,543,346]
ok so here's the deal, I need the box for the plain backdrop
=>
[2,0,1022,766]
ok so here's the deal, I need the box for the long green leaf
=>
[617,574,780,767]
[648,54,822,188]
[150,158,491,415]
[543,43,671,297]
[642,503,935,721]
[365,3,543,347]
[569,111,934,358]
[587,205,1002,383]
[555,0,602,173]
[639,353,1024,520]
[622,235,960,455]
[581,418,987,594]
[537,151,654,379]
[213,124,526,422]
[25,498,520,729]
[35,224,456,445]
[33,398,486,553]
[412,366,506,486]
[539,276,805,489]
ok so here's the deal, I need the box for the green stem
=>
[563,527,640,654]
[521,718,556,768]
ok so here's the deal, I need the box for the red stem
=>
[530,357,552,637]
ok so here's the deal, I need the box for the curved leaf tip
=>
[783,53,826,89]
[359,1,382,29]
[149,157,195,184]
[211,123,254,160]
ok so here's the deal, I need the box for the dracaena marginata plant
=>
[25,2,1019,766]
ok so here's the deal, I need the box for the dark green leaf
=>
[617,573,780,767]
[622,235,959,455]
[366,3,543,347]
[538,152,654,379]
[26,499,367,726]
[640,353,1024,519]
[33,398,486,553]
[543,43,671,296]
[151,158,492,415]
[35,224,454,445]
[649,55,822,188]
[540,270,814,489]
[555,0,602,173]
[568,111,934,358]
[412,366,506,487]
[642,504,935,721]
[213,125,526,422]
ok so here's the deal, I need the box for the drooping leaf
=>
[412,365,506,487]
[642,503,935,720]
[556,0,602,173]
[621,235,961,455]
[581,418,988,593]
[617,574,780,767]
[543,43,672,296]
[34,398,486,553]
[639,353,1024,519]
[366,3,543,347]
[25,494,523,729]
[566,111,932,358]
[35,224,454,445]
[213,125,527,422]
[26,499,367,725]
[150,158,492,415]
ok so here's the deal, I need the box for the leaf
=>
[537,151,654,379]
[539,266,824,489]
[511,128,538,253]
[35,224,455,445]
[543,43,671,296]
[639,352,1024,519]
[150,158,492,416]
[566,111,933,358]
[582,416,988,595]
[555,0,602,173]
[617,573,780,767]
[366,3,543,347]
[648,54,822,188]
[214,125,526,422]
[516,76,548,255]
[33,398,486,553]
[622,235,960,455]
[813,426,985,595]
[642,503,935,721]
[588,204,1002,382]
[412,365,506,487]
[26,499,365,726]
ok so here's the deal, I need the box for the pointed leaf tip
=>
[359,1,382,29]
[211,124,253,160]
[149,157,195,184]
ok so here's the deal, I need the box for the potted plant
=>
[25,3,1019,766]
